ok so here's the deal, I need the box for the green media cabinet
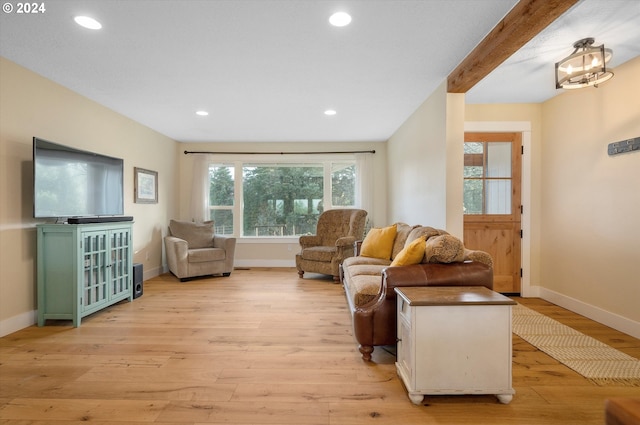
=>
[37,222,133,326]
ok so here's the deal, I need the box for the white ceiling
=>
[1,0,639,143]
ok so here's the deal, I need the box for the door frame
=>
[464,121,536,297]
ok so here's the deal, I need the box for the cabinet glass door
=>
[110,228,131,298]
[82,231,109,310]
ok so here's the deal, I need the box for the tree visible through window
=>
[208,160,356,237]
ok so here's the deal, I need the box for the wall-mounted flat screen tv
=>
[33,137,124,218]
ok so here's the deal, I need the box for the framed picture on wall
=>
[134,167,158,204]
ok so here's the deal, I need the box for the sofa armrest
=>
[350,261,494,351]
[354,240,363,256]
[381,262,494,300]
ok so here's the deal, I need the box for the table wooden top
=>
[395,286,517,306]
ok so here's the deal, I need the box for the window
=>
[208,159,356,237]
[464,141,513,215]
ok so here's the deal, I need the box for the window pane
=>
[242,164,323,236]
[209,165,234,206]
[210,209,234,235]
[486,179,511,214]
[486,142,511,178]
[331,163,355,207]
[463,179,483,214]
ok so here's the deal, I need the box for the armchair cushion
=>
[360,224,397,260]
[188,247,226,263]
[169,219,215,249]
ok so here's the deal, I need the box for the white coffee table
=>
[395,286,516,405]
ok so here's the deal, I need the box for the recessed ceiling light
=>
[329,12,351,27]
[324,109,337,116]
[196,111,209,116]
[74,16,102,30]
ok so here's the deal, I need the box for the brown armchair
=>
[296,209,368,282]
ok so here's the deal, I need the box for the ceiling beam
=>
[447,0,580,93]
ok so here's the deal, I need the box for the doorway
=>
[463,132,522,294]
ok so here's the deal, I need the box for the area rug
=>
[512,304,640,386]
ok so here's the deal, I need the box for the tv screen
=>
[33,137,124,218]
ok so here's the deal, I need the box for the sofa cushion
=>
[406,226,445,245]
[347,274,382,307]
[391,223,418,260]
[301,245,336,262]
[343,255,390,268]
[390,236,426,266]
[360,224,397,260]
[169,220,215,249]
[424,234,465,263]
[188,247,226,263]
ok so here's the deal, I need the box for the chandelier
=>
[555,38,613,89]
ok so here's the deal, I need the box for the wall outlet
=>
[145,252,150,260]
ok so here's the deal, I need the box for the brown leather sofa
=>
[340,223,494,361]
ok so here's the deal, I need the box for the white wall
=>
[539,56,640,336]
[386,81,466,237]
[0,58,177,336]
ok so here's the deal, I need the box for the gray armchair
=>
[295,208,368,282]
[164,220,236,281]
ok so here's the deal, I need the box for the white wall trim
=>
[234,260,296,268]
[540,287,640,339]
[464,121,533,296]
[0,310,37,337]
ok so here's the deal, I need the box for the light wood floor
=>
[1,268,639,424]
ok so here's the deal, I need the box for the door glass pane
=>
[486,142,511,178]
[486,179,511,214]
[463,179,483,214]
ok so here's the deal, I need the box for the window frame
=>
[206,154,357,239]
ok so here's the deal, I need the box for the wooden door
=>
[463,132,522,293]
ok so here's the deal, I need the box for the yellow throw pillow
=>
[360,224,397,260]
[390,236,426,266]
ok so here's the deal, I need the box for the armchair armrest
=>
[299,234,322,248]
[335,236,356,247]
[213,235,236,255]
[164,236,189,277]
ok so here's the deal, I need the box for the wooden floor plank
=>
[1,267,639,425]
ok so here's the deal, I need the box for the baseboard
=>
[143,264,165,281]
[0,310,36,337]
[539,288,640,339]
[233,259,296,268]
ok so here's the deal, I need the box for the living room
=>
[1,0,638,340]
[1,1,639,423]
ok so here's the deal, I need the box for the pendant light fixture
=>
[555,38,613,90]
